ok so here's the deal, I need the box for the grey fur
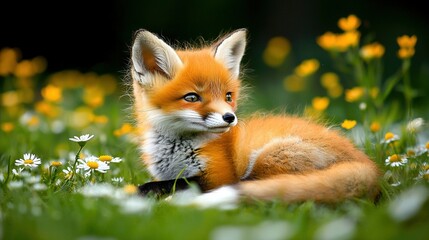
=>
[144,129,208,180]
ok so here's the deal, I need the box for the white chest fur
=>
[143,130,209,180]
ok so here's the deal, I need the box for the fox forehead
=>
[152,49,240,100]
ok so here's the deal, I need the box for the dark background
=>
[1,0,428,110]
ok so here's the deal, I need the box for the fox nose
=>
[222,113,236,124]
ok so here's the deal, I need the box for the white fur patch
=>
[241,149,261,180]
[186,186,239,209]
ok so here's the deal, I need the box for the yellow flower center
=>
[422,165,429,171]
[123,184,138,194]
[24,159,34,164]
[385,132,395,141]
[389,154,400,163]
[87,161,99,169]
[99,155,113,162]
[407,149,415,157]
[51,161,62,167]
[425,142,429,150]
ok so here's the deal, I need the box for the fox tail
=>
[186,161,380,208]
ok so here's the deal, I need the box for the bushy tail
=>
[238,161,381,203]
[183,161,380,209]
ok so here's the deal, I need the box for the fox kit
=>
[130,29,380,206]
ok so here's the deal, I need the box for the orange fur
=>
[130,29,381,203]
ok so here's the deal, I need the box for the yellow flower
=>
[35,101,60,118]
[114,123,135,137]
[312,97,330,111]
[41,85,62,103]
[263,37,291,67]
[1,91,20,107]
[283,75,305,92]
[0,48,20,76]
[370,122,381,133]
[69,107,94,129]
[83,86,105,108]
[345,87,364,102]
[294,59,320,77]
[317,32,338,50]
[341,119,357,130]
[397,48,415,59]
[24,115,40,127]
[426,142,429,150]
[50,161,63,167]
[390,154,399,162]
[1,122,15,133]
[14,60,37,78]
[99,155,113,162]
[385,132,394,140]
[320,72,340,89]
[336,31,360,50]
[397,35,417,49]
[360,42,385,60]
[383,132,399,144]
[338,14,361,32]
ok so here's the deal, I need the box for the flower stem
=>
[71,145,84,180]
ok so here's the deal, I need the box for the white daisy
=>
[406,118,424,133]
[8,180,24,189]
[385,154,408,167]
[416,170,429,181]
[98,155,122,164]
[12,168,24,176]
[112,177,124,183]
[33,183,47,191]
[69,134,94,147]
[62,166,78,179]
[15,153,41,169]
[77,156,110,177]
[381,132,400,144]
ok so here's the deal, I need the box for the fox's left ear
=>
[212,29,247,79]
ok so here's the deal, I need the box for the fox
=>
[129,28,381,207]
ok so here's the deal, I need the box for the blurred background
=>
[1,0,428,114]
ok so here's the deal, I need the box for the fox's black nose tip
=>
[222,113,236,124]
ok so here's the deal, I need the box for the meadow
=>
[1,15,429,240]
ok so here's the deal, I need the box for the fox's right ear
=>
[131,30,183,84]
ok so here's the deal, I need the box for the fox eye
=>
[183,93,201,102]
[226,92,233,102]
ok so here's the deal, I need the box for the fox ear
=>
[213,29,247,79]
[131,30,183,84]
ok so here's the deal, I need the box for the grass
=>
[1,14,429,240]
